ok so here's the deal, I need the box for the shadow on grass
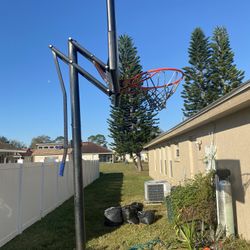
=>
[84,172,123,241]
[154,214,163,223]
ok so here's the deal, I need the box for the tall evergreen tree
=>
[30,135,52,148]
[210,26,244,98]
[0,136,9,144]
[181,28,212,118]
[87,134,107,148]
[108,35,159,171]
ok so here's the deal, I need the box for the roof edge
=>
[144,81,250,148]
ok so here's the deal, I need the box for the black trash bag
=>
[129,202,143,212]
[104,206,123,227]
[138,210,155,225]
[122,206,139,224]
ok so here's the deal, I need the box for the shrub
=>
[170,171,216,225]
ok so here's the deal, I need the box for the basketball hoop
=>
[121,68,184,111]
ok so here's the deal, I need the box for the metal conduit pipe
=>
[52,51,69,176]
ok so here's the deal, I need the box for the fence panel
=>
[0,164,19,247]
[21,163,42,231]
[67,163,74,198]
[58,162,71,205]
[0,160,99,248]
[42,162,58,217]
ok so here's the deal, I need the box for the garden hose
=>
[129,237,172,250]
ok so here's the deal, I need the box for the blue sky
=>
[0,0,249,146]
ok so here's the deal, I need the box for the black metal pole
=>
[106,0,120,104]
[106,0,118,71]
[68,39,85,250]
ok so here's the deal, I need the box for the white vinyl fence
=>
[0,160,99,248]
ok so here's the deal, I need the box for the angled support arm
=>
[70,38,108,71]
[51,51,69,176]
[49,45,111,96]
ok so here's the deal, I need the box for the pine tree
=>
[108,35,159,171]
[108,100,131,159]
[181,28,212,118]
[210,26,244,98]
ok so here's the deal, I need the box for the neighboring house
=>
[31,142,114,163]
[20,148,33,163]
[31,148,71,163]
[144,82,250,239]
[81,142,114,162]
[0,142,26,163]
[31,142,70,163]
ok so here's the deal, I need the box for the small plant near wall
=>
[206,224,225,250]
[174,218,196,250]
[174,219,226,250]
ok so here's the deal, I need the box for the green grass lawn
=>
[2,163,176,250]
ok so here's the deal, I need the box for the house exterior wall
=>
[147,106,250,239]
[33,153,113,163]
[0,152,24,164]
[82,153,99,161]
[33,154,98,162]
[33,155,69,163]
[82,153,113,162]
[99,154,113,162]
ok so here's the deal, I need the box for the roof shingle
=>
[81,142,112,154]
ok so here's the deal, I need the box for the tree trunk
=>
[130,153,138,170]
[136,154,143,171]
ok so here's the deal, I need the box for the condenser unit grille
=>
[144,180,171,203]
[147,184,164,201]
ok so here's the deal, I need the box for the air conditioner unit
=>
[144,180,171,203]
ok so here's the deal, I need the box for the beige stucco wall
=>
[148,106,250,239]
